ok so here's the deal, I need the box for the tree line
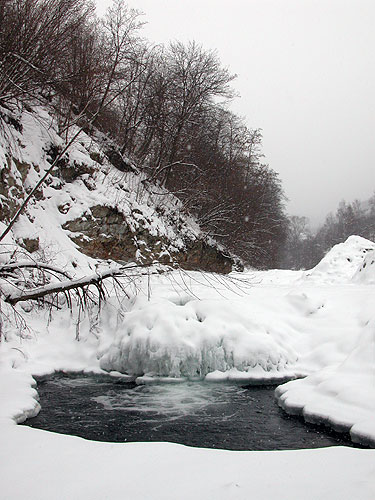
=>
[0,0,288,268]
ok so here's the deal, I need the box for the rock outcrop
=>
[62,205,232,273]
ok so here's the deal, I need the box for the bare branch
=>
[3,262,167,305]
[4,268,123,305]
[0,261,71,279]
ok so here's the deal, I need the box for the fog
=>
[95,0,375,227]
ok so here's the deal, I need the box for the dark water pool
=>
[23,374,360,451]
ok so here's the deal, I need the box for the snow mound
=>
[99,296,298,379]
[304,235,375,283]
[352,248,375,284]
[276,319,375,447]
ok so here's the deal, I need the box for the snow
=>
[99,293,298,378]
[2,241,375,497]
[98,238,375,389]
[277,319,375,446]
[1,103,375,497]
[353,248,375,284]
[1,426,374,500]
[303,235,375,283]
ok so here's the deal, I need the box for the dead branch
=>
[0,261,71,279]
[4,268,124,305]
[143,160,202,184]
[3,262,168,306]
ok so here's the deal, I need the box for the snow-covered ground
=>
[1,235,375,499]
[1,101,374,499]
[1,427,374,500]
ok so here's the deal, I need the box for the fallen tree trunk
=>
[4,269,121,305]
[2,260,163,305]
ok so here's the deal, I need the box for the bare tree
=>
[0,0,94,106]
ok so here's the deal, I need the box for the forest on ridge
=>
[0,0,287,268]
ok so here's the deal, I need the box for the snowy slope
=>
[303,235,375,283]
[0,103,229,278]
[353,248,375,283]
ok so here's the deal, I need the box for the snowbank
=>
[99,294,298,379]
[1,425,373,500]
[303,235,375,283]
[275,237,375,446]
[276,320,375,447]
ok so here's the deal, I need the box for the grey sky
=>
[95,0,375,227]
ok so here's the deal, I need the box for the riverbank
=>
[0,360,374,500]
[2,238,375,498]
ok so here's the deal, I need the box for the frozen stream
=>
[24,374,359,451]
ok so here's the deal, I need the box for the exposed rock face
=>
[104,147,136,173]
[0,155,46,221]
[62,205,233,273]
[1,153,233,273]
[180,240,232,273]
[59,162,95,183]
[62,206,138,262]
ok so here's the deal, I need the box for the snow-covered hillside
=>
[0,103,233,275]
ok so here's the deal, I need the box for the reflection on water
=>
[24,374,359,451]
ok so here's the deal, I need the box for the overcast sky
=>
[95,0,375,226]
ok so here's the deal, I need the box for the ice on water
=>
[99,295,298,379]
